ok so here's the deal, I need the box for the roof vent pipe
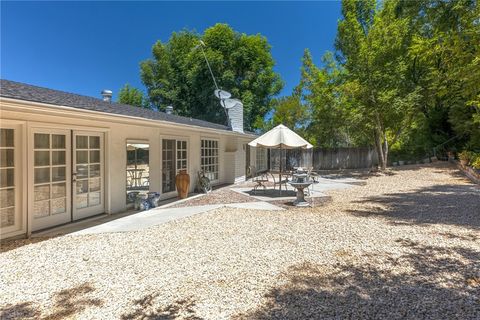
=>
[101,90,113,102]
[166,105,174,115]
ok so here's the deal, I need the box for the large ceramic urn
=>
[175,170,190,199]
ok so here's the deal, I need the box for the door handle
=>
[72,172,77,182]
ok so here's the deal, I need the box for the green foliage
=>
[458,150,476,163]
[272,95,308,130]
[118,84,148,108]
[289,0,479,169]
[140,23,283,130]
[471,154,480,169]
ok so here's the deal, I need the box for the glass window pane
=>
[34,200,50,218]
[0,149,14,167]
[89,192,101,206]
[0,129,14,148]
[52,151,65,165]
[76,151,88,164]
[52,167,66,182]
[89,177,101,192]
[0,188,14,208]
[0,168,14,188]
[52,135,65,149]
[34,185,50,201]
[89,136,100,149]
[34,133,49,149]
[76,194,88,209]
[76,136,88,149]
[77,164,88,179]
[34,167,49,184]
[51,198,66,215]
[90,164,100,177]
[52,183,66,199]
[35,151,50,166]
[0,207,15,227]
[90,150,100,163]
[76,180,88,194]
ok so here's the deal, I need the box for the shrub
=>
[471,154,480,170]
[458,150,475,163]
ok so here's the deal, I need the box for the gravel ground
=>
[1,163,479,319]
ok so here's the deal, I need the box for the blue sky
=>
[1,1,341,100]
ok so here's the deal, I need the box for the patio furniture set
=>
[251,166,319,206]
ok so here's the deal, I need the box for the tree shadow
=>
[235,240,480,319]
[0,302,40,319]
[1,236,57,254]
[121,294,202,320]
[0,283,103,320]
[347,183,480,229]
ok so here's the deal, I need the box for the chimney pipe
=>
[101,90,112,102]
[166,105,174,115]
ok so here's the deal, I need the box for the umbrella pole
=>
[279,146,282,195]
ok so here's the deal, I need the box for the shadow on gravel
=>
[348,184,480,229]
[0,283,103,320]
[234,240,480,319]
[121,294,202,320]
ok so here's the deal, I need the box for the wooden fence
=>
[269,147,378,170]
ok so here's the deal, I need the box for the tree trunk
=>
[374,129,388,170]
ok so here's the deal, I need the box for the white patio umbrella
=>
[248,124,313,193]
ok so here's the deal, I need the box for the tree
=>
[335,0,421,169]
[118,84,148,108]
[399,0,480,151]
[297,49,359,147]
[271,95,308,130]
[140,23,283,130]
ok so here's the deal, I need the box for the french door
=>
[162,139,188,194]
[30,129,71,231]
[30,129,104,231]
[72,131,104,220]
[162,139,176,193]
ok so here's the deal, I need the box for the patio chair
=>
[270,171,289,193]
[249,166,269,194]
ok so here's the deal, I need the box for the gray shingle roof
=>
[0,79,231,132]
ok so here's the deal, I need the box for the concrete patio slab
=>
[225,201,284,211]
[72,204,222,235]
[68,201,284,235]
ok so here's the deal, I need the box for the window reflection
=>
[126,142,149,205]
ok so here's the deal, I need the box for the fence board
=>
[269,147,378,170]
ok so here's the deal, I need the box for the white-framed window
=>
[201,139,219,181]
[0,128,15,228]
[256,148,268,172]
[176,140,188,173]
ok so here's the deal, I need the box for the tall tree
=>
[140,23,283,130]
[118,84,148,108]
[335,0,420,169]
[399,0,480,150]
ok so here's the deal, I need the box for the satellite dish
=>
[214,89,231,100]
[222,98,243,109]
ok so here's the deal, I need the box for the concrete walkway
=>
[70,201,283,235]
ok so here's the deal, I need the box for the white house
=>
[0,79,266,239]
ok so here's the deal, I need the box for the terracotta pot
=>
[460,159,468,166]
[175,170,190,199]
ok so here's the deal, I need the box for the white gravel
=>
[1,163,479,319]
